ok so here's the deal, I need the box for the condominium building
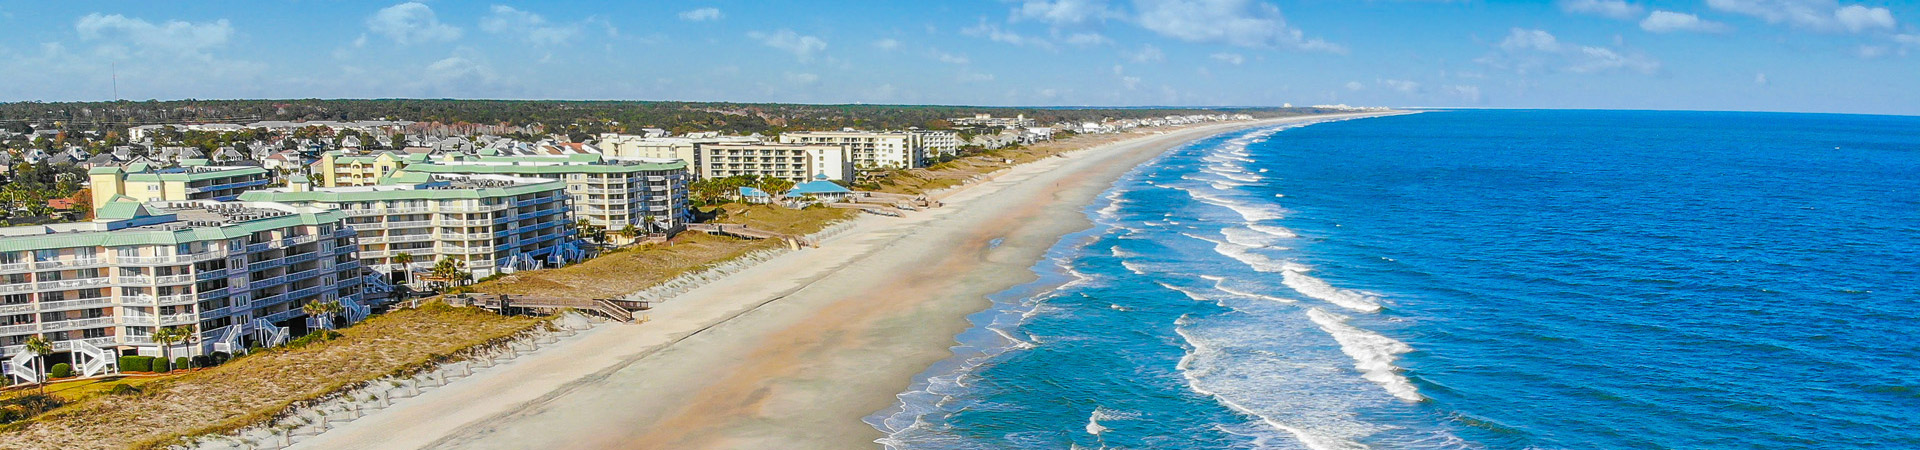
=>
[238,174,577,280]
[910,129,962,160]
[596,134,760,163]
[315,151,431,187]
[694,143,853,182]
[394,154,692,232]
[778,130,922,170]
[0,199,363,378]
[88,161,273,207]
[949,113,1036,128]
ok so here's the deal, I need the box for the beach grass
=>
[0,304,545,450]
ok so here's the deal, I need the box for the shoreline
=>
[288,112,1400,450]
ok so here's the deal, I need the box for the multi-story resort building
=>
[238,173,578,281]
[596,134,760,164]
[314,151,431,187]
[393,154,692,232]
[88,161,274,206]
[948,113,1037,128]
[778,130,922,170]
[693,143,853,182]
[0,199,364,379]
[909,129,961,160]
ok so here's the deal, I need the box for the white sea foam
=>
[1307,308,1422,402]
[1184,188,1286,222]
[1221,226,1286,248]
[1212,279,1296,304]
[1185,233,1289,273]
[1173,316,1373,450]
[1282,265,1384,313]
[1248,224,1300,239]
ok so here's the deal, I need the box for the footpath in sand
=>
[292,113,1395,450]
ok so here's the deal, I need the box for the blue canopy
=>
[786,180,852,196]
[738,186,772,198]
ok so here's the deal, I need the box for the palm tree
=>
[22,335,51,394]
[392,252,414,286]
[302,299,344,331]
[621,223,641,241]
[429,257,469,290]
[150,326,192,373]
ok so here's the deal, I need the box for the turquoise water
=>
[868,110,1920,449]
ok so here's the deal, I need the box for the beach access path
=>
[290,112,1397,450]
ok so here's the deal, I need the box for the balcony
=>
[36,277,112,291]
[160,313,197,326]
[0,262,28,272]
[116,254,199,265]
[284,284,330,302]
[284,251,321,265]
[258,308,303,323]
[382,206,431,214]
[197,289,230,301]
[37,297,115,312]
[0,303,33,314]
[187,177,270,194]
[0,282,33,294]
[157,294,197,306]
[154,274,194,285]
[247,258,285,272]
[381,220,433,229]
[436,218,491,227]
[285,268,323,283]
[38,317,117,333]
[251,293,287,309]
[196,268,229,281]
[283,234,320,247]
[251,275,287,287]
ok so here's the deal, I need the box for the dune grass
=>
[0,304,545,450]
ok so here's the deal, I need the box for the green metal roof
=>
[94,201,148,220]
[0,210,347,252]
[237,180,563,203]
[399,159,684,175]
[121,166,268,182]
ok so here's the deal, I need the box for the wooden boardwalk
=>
[685,223,818,247]
[450,293,647,322]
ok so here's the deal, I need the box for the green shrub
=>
[209,351,231,366]
[175,357,190,371]
[48,363,72,378]
[190,355,210,368]
[106,384,143,396]
[117,355,149,372]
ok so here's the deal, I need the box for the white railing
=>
[383,220,434,229]
[118,254,196,265]
[0,283,34,294]
[116,275,153,285]
[157,294,197,306]
[36,277,112,290]
[37,317,116,332]
[36,297,115,311]
[160,314,197,326]
[0,262,28,272]
[0,303,33,314]
[154,274,194,285]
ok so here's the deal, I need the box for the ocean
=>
[867,110,1920,449]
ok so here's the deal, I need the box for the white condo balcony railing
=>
[36,277,112,291]
[157,294,197,306]
[35,297,115,312]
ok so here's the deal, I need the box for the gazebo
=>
[784,174,854,203]
[737,186,774,204]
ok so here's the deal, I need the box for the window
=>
[148,185,160,192]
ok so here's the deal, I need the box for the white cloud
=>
[1567,45,1661,74]
[1754,72,1769,85]
[1482,28,1660,75]
[748,29,827,62]
[1013,0,1118,25]
[1132,0,1344,53]
[480,5,581,46]
[1063,32,1112,46]
[75,13,233,56]
[785,72,819,84]
[958,72,996,83]
[679,7,724,22]
[1498,28,1562,52]
[1125,44,1165,63]
[933,51,970,64]
[1558,0,1644,20]
[367,2,461,45]
[1640,10,1731,33]
[1121,75,1142,89]
[1897,33,1920,47]
[1210,52,1245,65]
[1449,85,1482,102]
[1379,79,1420,93]
[874,38,902,50]
[1345,81,1365,91]
[1706,0,1896,33]
[963,20,1054,49]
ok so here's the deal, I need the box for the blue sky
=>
[0,0,1916,114]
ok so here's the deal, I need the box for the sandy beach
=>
[288,112,1391,450]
